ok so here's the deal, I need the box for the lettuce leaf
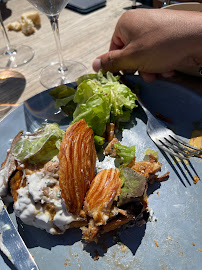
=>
[49,85,76,116]
[118,167,147,207]
[13,123,64,164]
[72,80,111,135]
[143,148,159,160]
[50,70,138,136]
[72,71,137,135]
[114,143,136,163]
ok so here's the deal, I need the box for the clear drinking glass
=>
[0,11,34,68]
[27,0,87,89]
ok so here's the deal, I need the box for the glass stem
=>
[48,15,67,73]
[0,11,11,53]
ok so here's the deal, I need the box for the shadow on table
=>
[0,2,12,20]
[0,70,26,118]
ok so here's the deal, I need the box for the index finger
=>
[109,32,125,51]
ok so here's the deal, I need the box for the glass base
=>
[0,45,34,68]
[39,60,88,89]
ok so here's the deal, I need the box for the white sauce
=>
[96,156,115,173]
[0,168,9,197]
[14,170,78,235]
[0,151,116,235]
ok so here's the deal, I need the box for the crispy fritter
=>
[100,215,134,234]
[83,168,121,226]
[106,123,115,141]
[132,155,161,178]
[10,170,25,202]
[104,138,120,157]
[81,219,99,241]
[132,154,169,183]
[58,119,96,215]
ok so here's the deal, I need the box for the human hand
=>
[93,9,202,82]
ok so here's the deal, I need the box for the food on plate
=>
[82,168,122,240]
[0,119,169,241]
[0,123,83,234]
[7,10,41,36]
[193,176,199,184]
[49,70,138,138]
[58,119,96,215]
[189,129,202,158]
[0,72,169,241]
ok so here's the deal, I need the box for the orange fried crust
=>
[83,168,121,226]
[58,119,96,215]
[131,155,162,178]
[10,170,25,202]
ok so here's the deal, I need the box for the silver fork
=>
[119,74,202,159]
[137,98,202,159]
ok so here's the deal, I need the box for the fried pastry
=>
[131,154,169,182]
[0,131,22,197]
[0,121,169,240]
[58,119,96,215]
[83,168,121,226]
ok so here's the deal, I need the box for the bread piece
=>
[7,21,22,31]
[21,10,41,27]
[21,17,35,36]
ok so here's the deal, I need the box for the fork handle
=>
[136,98,152,118]
[118,72,154,117]
[119,73,155,119]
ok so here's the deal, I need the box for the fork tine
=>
[159,139,191,158]
[169,135,202,153]
[157,143,189,160]
[164,137,202,158]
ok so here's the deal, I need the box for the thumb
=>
[92,50,125,73]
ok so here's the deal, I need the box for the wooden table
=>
[0,0,201,119]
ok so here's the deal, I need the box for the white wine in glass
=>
[27,0,87,88]
[0,11,34,68]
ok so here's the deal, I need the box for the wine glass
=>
[162,0,170,7]
[27,0,87,89]
[0,11,34,68]
[132,0,136,9]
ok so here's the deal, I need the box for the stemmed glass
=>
[132,0,136,9]
[0,11,34,68]
[27,0,87,89]
[162,0,170,7]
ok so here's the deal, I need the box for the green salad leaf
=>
[50,70,138,136]
[13,123,64,164]
[94,135,105,146]
[114,143,136,163]
[143,148,159,160]
[49,85,77,116]
[118,167,147,207]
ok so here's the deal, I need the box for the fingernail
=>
[93,58,101,72]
